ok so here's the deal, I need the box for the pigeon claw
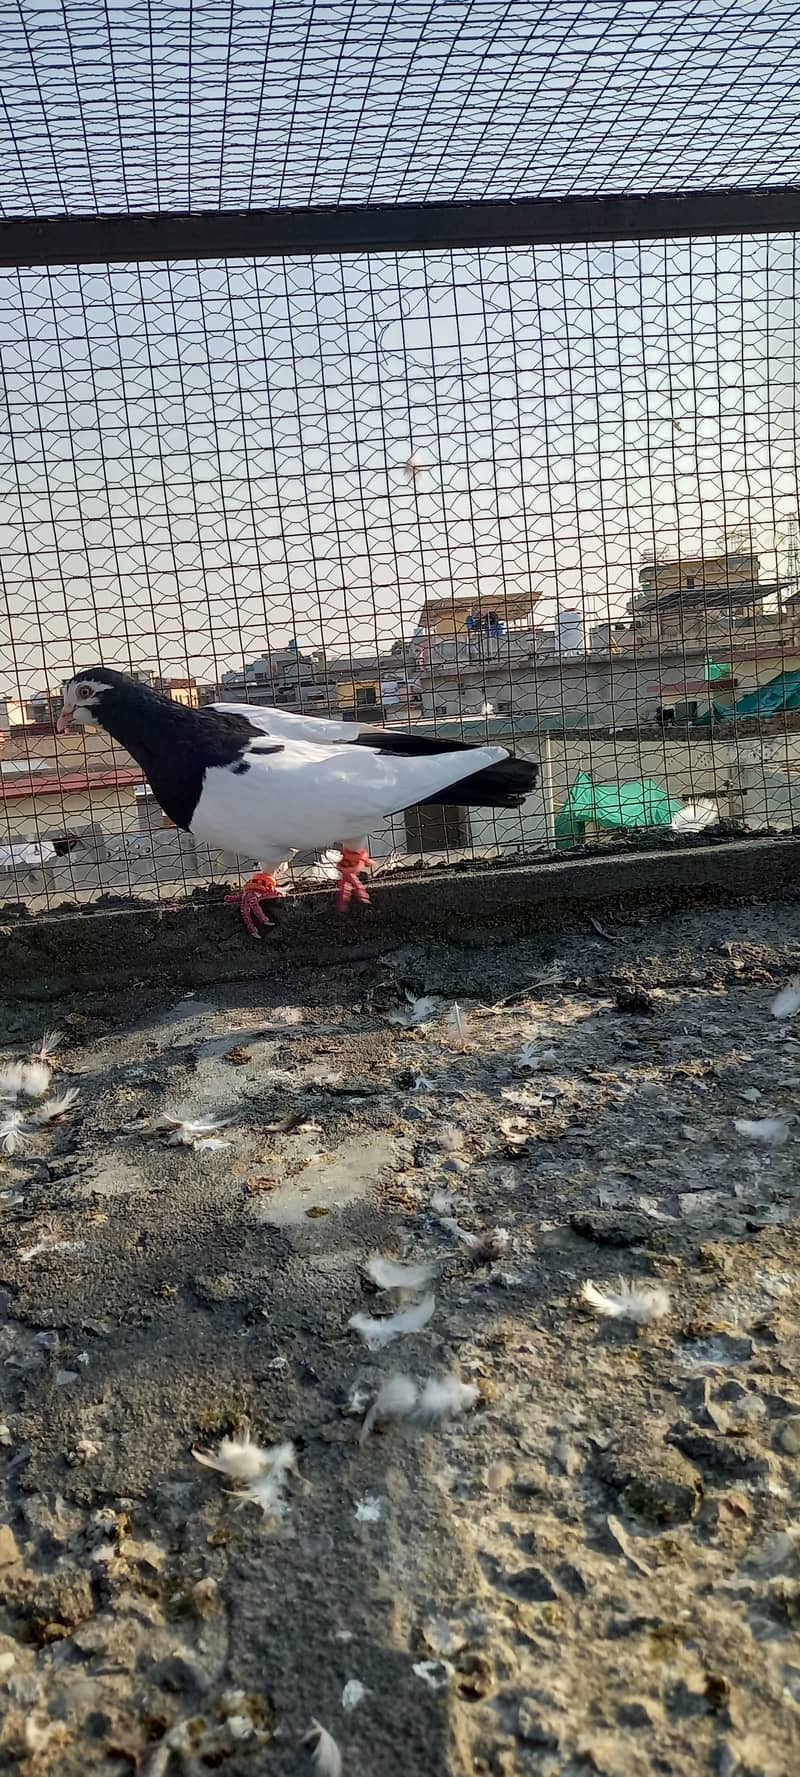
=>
[335,848,372,914]
[225,874,284,939]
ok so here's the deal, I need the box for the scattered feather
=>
[195,1137,231,1154]
[37,1029,64,1061]
[581,1280,671,1324]
[411,1073,436,1091]
[354,1493,382,1522]
[20,1061,51,1099]
[0,1110,30,1155]
[518,1044,557,1071]
[192,1428,274,1483]
[303,1720,342,1777]
[142,1721,193,1777]
[607,1512,652,1575]
[670,800,718,833]
[430,1188,457,1216]
[156,1113,232,1147]
[341,1680,369,1711]
[771,979,800,1020]
[234,1442,296,1519]
[734,1116,790,1147]
[0,1063,25,1099]
[447,1002,468,1040]
[349,1293,435,1350]
[19,1234,82,1262]
[364,1254,438,1291]
[469,1227,511,1266]
[361,1373,419,1440]
[35,1088,80,1124]
[413,1659,453,1691]
[422,1617,467,1658]
[414,1375,479,1421]
[387,994,439,1028]
[405,450,430,483]
[439,1215,479,1248]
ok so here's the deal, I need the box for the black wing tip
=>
[419,756,540,809]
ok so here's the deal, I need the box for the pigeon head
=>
[57,667,166,734]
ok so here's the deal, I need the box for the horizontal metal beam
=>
[2,185,800,268]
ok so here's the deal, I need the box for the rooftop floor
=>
[2,894,800,1775]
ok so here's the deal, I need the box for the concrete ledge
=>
[3,836,800,999]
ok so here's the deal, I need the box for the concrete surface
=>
[3,834,800,999]
[2,896,800,1774]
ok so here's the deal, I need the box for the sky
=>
[0,1,798,695]
[0,230,797,697]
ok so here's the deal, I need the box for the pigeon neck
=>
[95,686,196,768]
[94,688,206,827]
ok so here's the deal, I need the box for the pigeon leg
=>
[335,843,373,913]
[225,870,284,939]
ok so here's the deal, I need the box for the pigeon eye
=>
[77,686,93,700]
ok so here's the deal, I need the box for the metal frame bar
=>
[4,185,800,268]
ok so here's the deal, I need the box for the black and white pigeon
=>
[58,667,539,934]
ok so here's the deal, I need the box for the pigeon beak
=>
[56,708,73,734]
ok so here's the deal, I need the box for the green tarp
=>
[555,769,683,849]
[707,666,800,723]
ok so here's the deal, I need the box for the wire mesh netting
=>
[1,0,800,216]
[1,230,799,908]
[0,3,799,909]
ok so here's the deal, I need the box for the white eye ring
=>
[77,685,93,700]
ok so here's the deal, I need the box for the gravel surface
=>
[2,898,800,1776]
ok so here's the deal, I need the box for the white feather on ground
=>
[20,1061,51,1099]
[0,1110,30,1155]
[413,1659,453,1690]
[155,1113,232,1147]
[360,1373,419,1440]
[35,1088,80,1124]
[517,1043,557,1071]
[192,1429,274,1482]
[303,1721,342,1777]
[670,800,719,833]
[141,1721,192,1777]
[354,1493,382,1522]
[734,1116,790,1147]
[386,994,440,1028]
[364,1254,439,1291]
[447,1002,469,1040]
[348,1293,435,1350]
[36,1028,64,1060]
[341,1680,369,1711]
[414,1376,480,1421]
[771,978,800,1020]
[0,1063,25,1099]
[581,1280,671,1325]
[19,1233,82,1262]
[234,1441,296,1519]
[438,1215,480,1248]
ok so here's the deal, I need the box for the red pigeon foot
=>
[335,848,372,913]
[225,873,284,938]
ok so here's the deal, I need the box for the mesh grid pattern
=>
[1,1,799,218]
[1,234,798,906]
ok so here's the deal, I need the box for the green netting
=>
[554,770,683,849]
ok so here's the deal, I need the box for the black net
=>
[1,1,799,217]
[1,233,798,907]
[0,4,798,910]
